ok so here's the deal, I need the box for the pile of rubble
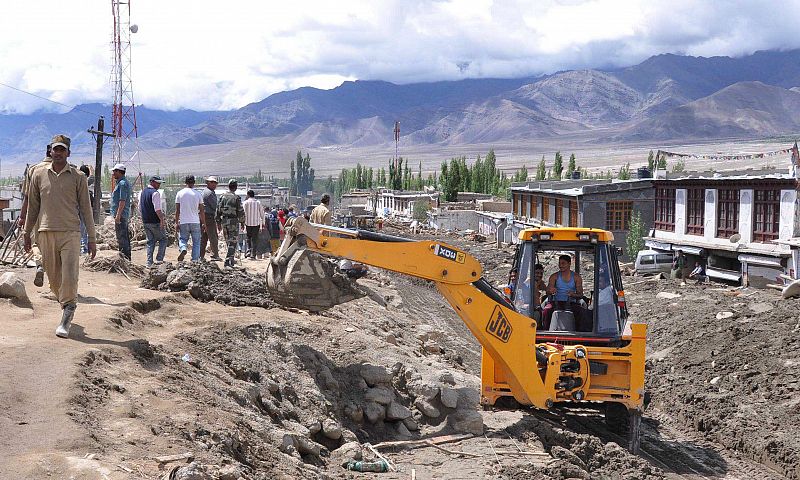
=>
[140,261,278,309]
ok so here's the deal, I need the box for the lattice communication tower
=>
[111,0,139,167]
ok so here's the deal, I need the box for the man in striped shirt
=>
[242,190,265,259]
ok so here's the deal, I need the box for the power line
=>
[0,81,100,117]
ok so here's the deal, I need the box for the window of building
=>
[555,199,564,225]
[515,194,522,216]
[606,201,633,231]
[569,200,578,227]
[542,197,550,222]
[716,189,740,238]
[753,189,780,242]
[528,195,535,219]
[686,188,705,235]
[654,187,675,231]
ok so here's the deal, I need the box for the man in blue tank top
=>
[546,254,591,331]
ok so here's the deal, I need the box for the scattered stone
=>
[0,272,28,301]
[551,445,588,471]
[322,418,343,440]
[424,342,443,354]
[715,311,734,320]
[172,462,212,480]
[363,402,386,423]
[656,292,681,300]
[166,268,193,290]
[281,433,324,458]
[308,421,322,435]
[414,398,441,418]
[402,417,419,431]
[216,465,243,480]
[438,372,455,385]
[408,380,439,401]
[749,302,774,314]
[365,386,395,405]
[329,441,363,467]
[439,387,459,409]
[386,401,412,420]
[710,376,722,385]
[384,334,398,345]
[395,421,413,438]
[344,403,364,423]
[266,380,280,394]
[360,364,392,386]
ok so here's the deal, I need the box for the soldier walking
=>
[215,179,244,267]
[200,176,222,261]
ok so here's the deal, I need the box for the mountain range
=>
[3,49,800,161]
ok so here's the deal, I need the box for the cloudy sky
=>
[2,0,799,114]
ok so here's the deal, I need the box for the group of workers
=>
[16,133,341,340]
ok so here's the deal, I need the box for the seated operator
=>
[546,254,590,331]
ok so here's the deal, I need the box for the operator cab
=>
[508,228,628,345]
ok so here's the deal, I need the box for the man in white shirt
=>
[174,175,205,261]
[242,189,265,258]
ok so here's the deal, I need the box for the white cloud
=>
[1,0,800,114]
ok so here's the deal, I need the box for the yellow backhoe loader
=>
[266,217,646,452]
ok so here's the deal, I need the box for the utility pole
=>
[88,116,115,224]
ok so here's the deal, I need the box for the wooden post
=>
[87,116,115,224]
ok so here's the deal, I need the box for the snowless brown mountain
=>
[4,49,800,158]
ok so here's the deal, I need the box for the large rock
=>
[365,386,395,405]
[450,410,484,435]
[439,386,459,409]
[0,272,28,301]
[360,364,392,386]
[363,402,386,423]
[386,401,412,420]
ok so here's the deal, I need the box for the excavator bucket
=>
[266,223,364,312]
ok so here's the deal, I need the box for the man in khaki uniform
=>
[310,193,332,225]
[23,134,97,338]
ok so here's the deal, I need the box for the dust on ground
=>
[0,222,795,479]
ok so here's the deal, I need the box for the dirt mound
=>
[141,261,279,309]
[633,279,800,479]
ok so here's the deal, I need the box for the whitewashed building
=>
[375,190,439,219]
[644,169,799,287]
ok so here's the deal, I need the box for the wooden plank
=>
[424,441,482,458]
[372,433,473,450]
[154,452,193,463]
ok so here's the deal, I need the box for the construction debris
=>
[141,261,279,309]
[0,224,34,267]
[83,255,147,279]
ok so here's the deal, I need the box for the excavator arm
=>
[267,217,611,410]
